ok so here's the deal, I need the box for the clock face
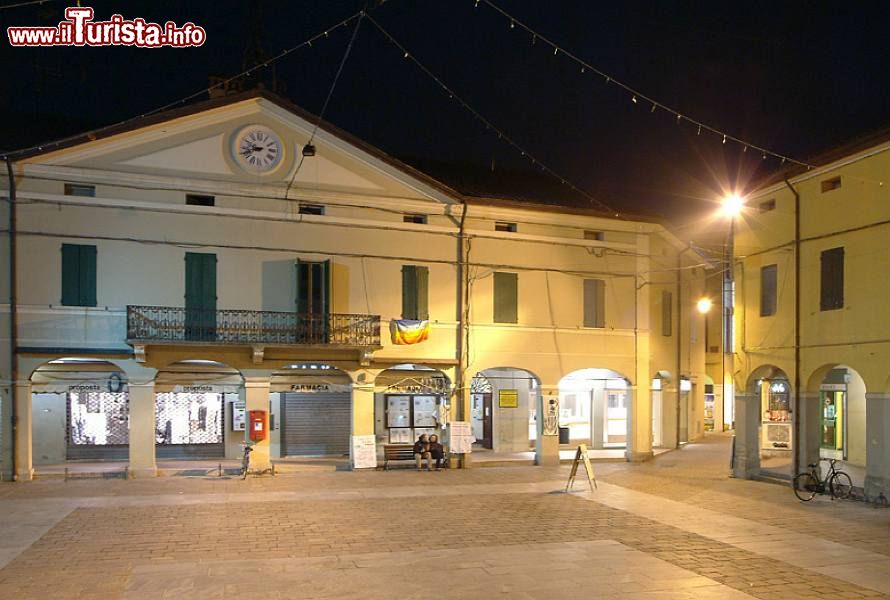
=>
[233,126,284,173]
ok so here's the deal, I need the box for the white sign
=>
[232,399,246,431]
[352,435,377,469]
[449,420,475,454]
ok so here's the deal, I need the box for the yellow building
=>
[732,127,890,499]
[0,90,708,480]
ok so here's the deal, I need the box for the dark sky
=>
[3,0,890,232]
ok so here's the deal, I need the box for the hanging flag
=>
[390,319,430,345]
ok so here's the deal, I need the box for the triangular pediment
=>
[22,91,458,204]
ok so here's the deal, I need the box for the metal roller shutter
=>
[281,392,351,456]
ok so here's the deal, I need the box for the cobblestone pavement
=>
[1,434,888,599]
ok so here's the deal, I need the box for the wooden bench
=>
[382,443,451,470]
[382,444,416,469]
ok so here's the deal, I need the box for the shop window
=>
[186,194,215,207]
[820,247,844,311]
[583,279,606,328]
[64,183,95,197]
[403,214,427,224]
[661,290,672,336]
[584,230,605,241]
[401,265,429,320]
[760,264,778,316]
[821,177,842,193]
[61,243,97,307]
[493,272,518,323]
[298,204,325,216]
[495,221,517,233]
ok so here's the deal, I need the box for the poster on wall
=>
[389,428,412,443]
[498,389,519,408]
[413,396,438,427]
[352,435,377,469]
[387,396,411,428]
[449,421,475,454]
[232,399,246,431]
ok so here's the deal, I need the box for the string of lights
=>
[475,0,815,170]
[0,0,55,10]
[364,13,622,218]
[1,10,364,159]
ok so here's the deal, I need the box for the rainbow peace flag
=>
[390,319,430,345]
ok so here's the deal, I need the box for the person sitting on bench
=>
[413,434,431,471]
[428,434,445,470]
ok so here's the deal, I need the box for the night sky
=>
[3,0,890,235]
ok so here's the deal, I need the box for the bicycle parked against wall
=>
[793,458,853,501]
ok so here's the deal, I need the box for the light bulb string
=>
[1,10,365,159]
[365,13,622,218]
[477,0,813,170]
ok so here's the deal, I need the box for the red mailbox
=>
[248,410,266,442]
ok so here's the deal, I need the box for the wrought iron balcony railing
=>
[127,305,381,347]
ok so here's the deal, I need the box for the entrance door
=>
[820,389,845,459]
[604,390,627,445]
[280,392,350,456]
[185,252,217,341]
[679,391,689,443]
[296,260,330,343]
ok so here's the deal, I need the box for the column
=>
[733,393,760,478]
[128,382,157,478]
[797,391,821,477]
[14,380,33,481]
[626,381,653,462]
[0,384,11,481]
[454,384,473,468]
[535,389,559,467]
[661,384,679,449]
[865,392,890,500]
[350,383,375,470]
[244,377,272,471]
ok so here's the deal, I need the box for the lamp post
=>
[721,194,743,432]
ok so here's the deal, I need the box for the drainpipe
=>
[5,158,17,481]
[784,178,801,479]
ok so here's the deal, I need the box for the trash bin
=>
[558,426,570,444]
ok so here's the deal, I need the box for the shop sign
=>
[498,389,519,408]
[182,385,214,393]
[290,383,331,393]
[69,384,102,392]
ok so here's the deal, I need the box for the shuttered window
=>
[61,244,97,307]
[820,247,844,311]
[661,290,672,336]
[760,264,778,316]
[401,265,429,320]
[493,272,518,324]
[583,279,606,328]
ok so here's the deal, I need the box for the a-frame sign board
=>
[565,443,598,492]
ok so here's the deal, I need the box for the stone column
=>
[797,392,821,477]
[865,392,890,500]
[350,383,375,470]
[14,380,33,481]
[127,382,157,478]
[733,393,760,478]
[244,377,272,471]
[456,384,473,468]
[626,382,653,462]
[535,390,559,467]
[660,384,679,449]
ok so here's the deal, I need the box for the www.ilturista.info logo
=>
[7,7,206,47]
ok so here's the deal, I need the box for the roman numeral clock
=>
[231,125,284,173]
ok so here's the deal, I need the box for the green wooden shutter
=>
[321,259,330,317]
[402,265,417,319]
[185,252,216,310]
[493,272,518,324]
[295,260,307,314]
[416,266,429,320]
[61,244,80,306]
[80,245,97,307]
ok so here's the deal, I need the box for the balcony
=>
[126,305,381,348]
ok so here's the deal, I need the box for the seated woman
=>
[428,434,446,470]
[413,434,431,471]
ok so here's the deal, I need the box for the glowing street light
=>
[721,193,744,218]
[697,297,713,314]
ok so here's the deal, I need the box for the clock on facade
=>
[231,125,284,173]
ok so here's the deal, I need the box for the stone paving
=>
[0,434,888,599]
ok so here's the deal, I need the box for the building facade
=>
[0,90,708,480]
[732,130,890,499]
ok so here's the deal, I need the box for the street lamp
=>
[696,297,713,314]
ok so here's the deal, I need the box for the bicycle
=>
[792,458,853,501]
[240,444,253,480]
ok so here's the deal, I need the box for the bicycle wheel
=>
[829,472,853,500]
[793,472,818,501]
